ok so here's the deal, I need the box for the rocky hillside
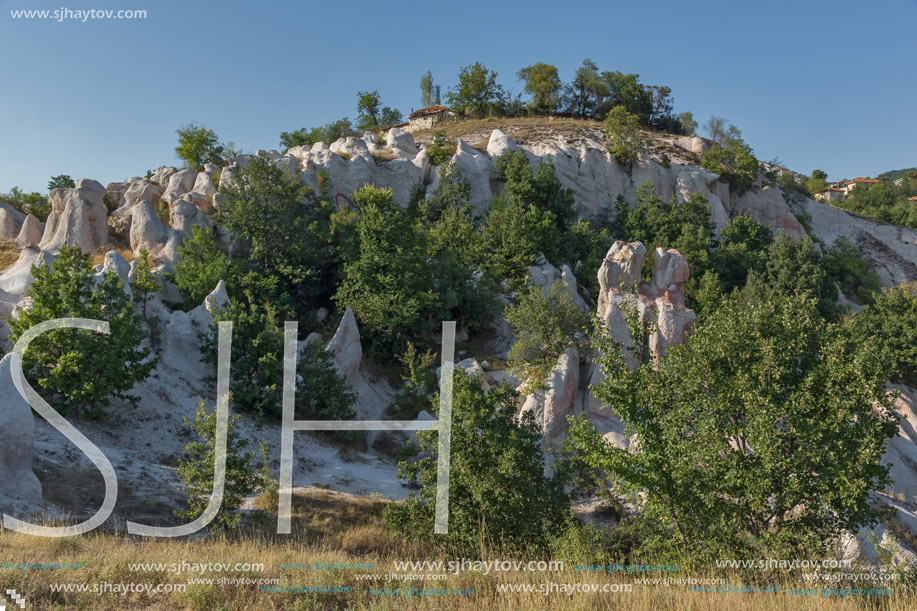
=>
[1,119,917,563]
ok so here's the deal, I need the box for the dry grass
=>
[0,239,19,270]
[411,116,604,149]
[91,246,137,266]
[1,489,914,610]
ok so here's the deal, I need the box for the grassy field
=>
[1,490,913,610]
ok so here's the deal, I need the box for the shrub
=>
[172,224,229,306]
[495,149,575,230]
[566,291,899,562]
[176,397,266,532]
[48,175,75,190]
[604,106,643,165]
[131,249,161,319]
[849,281,917,387]
[822,236,881,305]
[701,137,760,195]
[505,282,590,391]
[7,246,156,419]
[384,369,572,556]
[175,122,226,171]
[1,186,50,222]
[477,196,560,282]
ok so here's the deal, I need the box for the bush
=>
[48,175,75,190]
[427,131,454,166]
[279,118,356,150]
[604,106,643,165]
[172,224,229,307]
[6,246,156,419]
[566,291,899,562]
[822,236,881,305]
[176,397,266,532]
[495,150,575,230]
[384,369,572,556]
[701,137,760,195]
[175,123,226,171]
[478,196,560,282]
[505,282,590,391]
[1,186,50,222]
[849,282,917,387]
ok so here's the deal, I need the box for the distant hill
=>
[878,167,917,181]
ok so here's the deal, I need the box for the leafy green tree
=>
[384,369,572,556]
[506,282,590,391]
[677,111,697,136]
[562,218,613,298]
[566,291,899,561]
[703,116,741,145]
[849,282,917,387]
[297,342,358,420]
[495,150,575,230]
[48,175,75,190]
[175,122,225,171]
[517,62,562,115]
[131,249,161,319]
[334,186,437,358]
[172,224,229,306]
[356,90,402,130]
[563,58,607,118]
[202,273,291,418]
[806,169,829,196]
[447,62,505,117]
[748,234,837,316]
[7,246,156,419]
[1,186,50,221]
[176,397,265,532]
[821,236,880,305]
[477,196,561,282]
[602,71,653,123]
[604,106,643,165]
[280,118,355,150]
[216,155,338,311]
[701,135,760,195]
[419,70,441,107]
[713,214,774,292]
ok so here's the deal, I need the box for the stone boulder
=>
[39,179,109,252]
[0,244,55,296]
[160,281,228,374]
[119,179,164,212]
[160,169,198,204]
[14,214,44,248]
[326,308,362,385]
[519,348,580,439]
[385,128,417,156]
[0,203,26,240]
[528,261,589,312]
[150,166,177,186]
[487,129,519,157]
[448,140,497,216]
[0,353,43,510]
[170,199,212,238]
[129,200,171,256]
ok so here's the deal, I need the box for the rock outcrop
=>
[39,179,109,252]
[129,200,170,255]
[0,203,26,240]
[0,353,44,511]
[326,308,362,385]
[14,214,44,248]
[519,347,580,439]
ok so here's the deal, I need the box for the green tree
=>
[176,397,265,532]
[517,62,561,115]
[356,90,402,130]
[175,122,225,171]
[48,175,75,190]
[384,369,572,556]
[602,71,653,123]
[806,169,829,196]
[419,70,441,107]
[7,246,156,419]
[130,249,162,319]
[172,224,229,306]
[477,196,561,282]
[563,58,607,118]
[604,106,643,165]
[447,62,505,117]
[748,234,837,317]
[505,282,590,391]
[677,111,697,136]
[849,282,917,387]
[1,186,50,221]
[566,291,898,561]
[495,150,575,230]
[334,186,437,358]
[821,236,881,305]
[713,214,774,292]
[296,342,358,421]
[701,135,760,195]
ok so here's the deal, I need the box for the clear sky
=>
[1,0,915,193]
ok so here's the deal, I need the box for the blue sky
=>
[1,0,914,193]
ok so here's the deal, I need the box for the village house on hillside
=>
[405,105,453,132]
[814,176,884,202]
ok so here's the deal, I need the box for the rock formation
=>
[0,353,44,511]
[39,179,109,252]
[519,347,580,439]
[326,307,362,385]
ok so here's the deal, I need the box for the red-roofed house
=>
[406,105,453,131]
